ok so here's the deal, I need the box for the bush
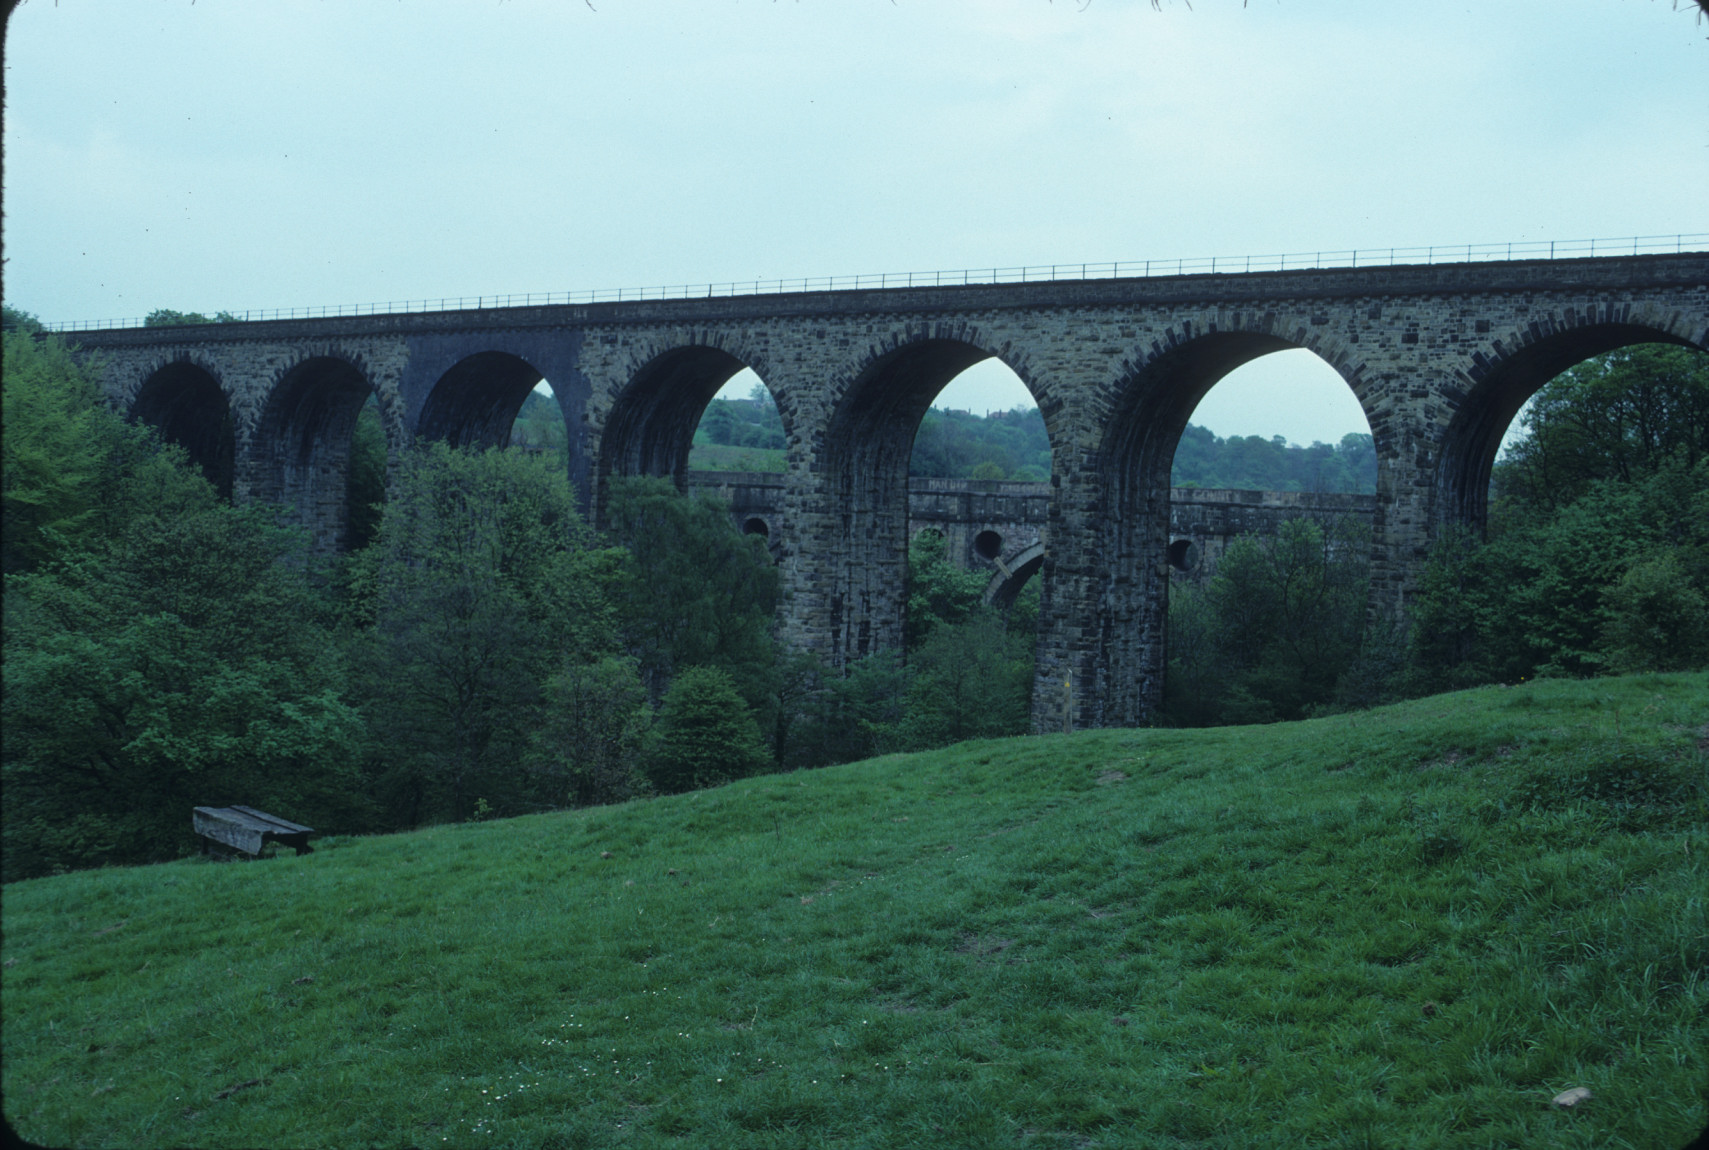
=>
[898,611,1033,748]
[1600,549,1709,673]
[647,666,771,794]
[1163,515,1370,725]
[529,656,654,808]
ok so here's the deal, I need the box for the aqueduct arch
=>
[417,351,545,450]
[1438,318,1708,533]
[130,359,235,498]
[596,344,761,510]
[814,334,1050,661]
[251,355,377,552]
[1081,328,1365,725]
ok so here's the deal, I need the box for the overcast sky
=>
[4,1,1705,445]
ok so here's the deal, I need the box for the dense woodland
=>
[4,306,1705,879]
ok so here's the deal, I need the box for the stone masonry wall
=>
[70,253,1709,729]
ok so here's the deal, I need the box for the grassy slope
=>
[3,675,1705,1150]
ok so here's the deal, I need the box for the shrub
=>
[647,666,771,794]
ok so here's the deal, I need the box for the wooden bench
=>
[193,806,315,858]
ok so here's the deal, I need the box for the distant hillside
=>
[4,674,1703,1148]
[681,399,1378,491]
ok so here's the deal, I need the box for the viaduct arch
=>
[69,252,1709,731]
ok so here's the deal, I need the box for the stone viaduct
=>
[64,252,1709,731]
[686,470,1374,605]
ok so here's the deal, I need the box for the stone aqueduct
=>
[68,253,1709,731]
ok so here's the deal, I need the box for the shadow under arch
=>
[1095,329,1364,724]
[131,360,235,498]
[820,335,1044,660]
[1440,321,1706,533]
[417,351,545,449]
[253,355,378,552]
[597,345,762,515]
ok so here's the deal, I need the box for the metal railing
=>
[29,231,1708,333]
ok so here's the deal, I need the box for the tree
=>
[1494,344,1709,513]
[3,504,365,879]
[1164,514,1371,724]
[646,666,770,794]
[601,477,780,713]
[898,610,1033,748]
[348,444,624,825]
[4,330,217,574]
[345,399,389,551]
[1600,549,1709,673]
[1407,345,1709,688]
[143,308,241,326]
[2,304,44,333]
[528,656,653,807]
[905,529,991,649]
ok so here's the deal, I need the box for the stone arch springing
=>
[417,351,546,449]
[1095,324,1366,723]
[130,358,235,498]
[597,341,780,520]
[1440,313,1708,533]
[252,353,379,552]
[818,330,1049,660]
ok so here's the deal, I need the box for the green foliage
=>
[1165,515,1371,724]
[1494,343,1709,511]
[904,529,991,650]
[3,505,364,879]
[4,675,1704,1149]
[646,666,771,794]
[142,308,241,326]
[1411,461,1709,687]
[602,476,780,714]
[1600,548,1709,673]
[343,398,388,552]
[778,651,911,768]
[528,655,654,808]
[2,332,216,573]
[1408,345,1709,690]
[898,611,1033,748]
[509,389,568,455]
[910,405,1051,481]
[1171,426,1377,493]
[2,304,45,333]
[695,388,785,452]
[347,444,623,825]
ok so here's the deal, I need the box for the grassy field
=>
[3,674,1705,1149]
[686,444,788,473]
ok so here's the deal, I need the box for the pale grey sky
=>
[4,1,1705,445]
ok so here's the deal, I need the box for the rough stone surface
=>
[69,253,1709,730]
[687,471,1373,599]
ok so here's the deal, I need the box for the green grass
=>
[686,444,788,473]
[4,674,1706,1149]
